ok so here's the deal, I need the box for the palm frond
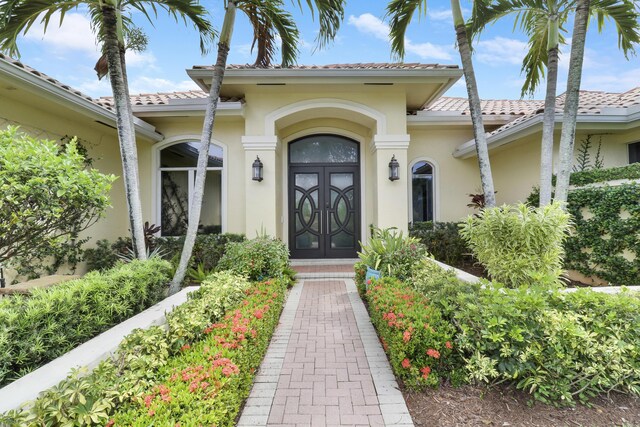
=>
[0,0,86,56]
[589,0,639,58]
[296,0,345,49]
[385,0,426,61]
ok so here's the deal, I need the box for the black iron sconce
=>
[388,155,400,181]
[252,156,264,182]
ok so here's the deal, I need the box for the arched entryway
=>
[288,134,361,258]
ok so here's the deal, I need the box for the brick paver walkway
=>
[238,274,413,427]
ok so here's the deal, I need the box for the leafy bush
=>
[365,277,459,388]
[1,273,289,426]
[0,259,172,386]
[459,203,571,287]
[411,260,640,406]
[569,162,640,186]
[216,236,289,280]
[156,233,245,272]
[358,227,427,281]
[409,221,471,267]
[0,127,115,279]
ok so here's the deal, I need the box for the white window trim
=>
[152,135,227,236]
[408,157,440,223]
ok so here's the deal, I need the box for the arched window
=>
[159,142,223,236]
[411,161,434,222]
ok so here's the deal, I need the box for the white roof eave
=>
[0,59,163,142]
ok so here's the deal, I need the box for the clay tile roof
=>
[0,52,115,112]
[98,90,242,108]
[486,88,640,138]
[194,62,460,71]
[427,97,543,116]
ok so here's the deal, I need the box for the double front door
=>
[289,165,360,258]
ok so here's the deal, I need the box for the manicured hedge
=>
[409,221,471,267]
[568,162,640,186]
[1,272,290,426]
[216,237,290,281]
[0,259,172,386]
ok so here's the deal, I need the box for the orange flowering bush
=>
[366,277,458,388]
[108,278,287,426]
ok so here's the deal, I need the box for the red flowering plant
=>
[366,277,457,388]
[110,278,287,426]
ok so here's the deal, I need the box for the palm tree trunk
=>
[554,0,590,204]
[452,0,496,207]
[169,0,236,294]
[539,45,559,206]
[101,5,148,260]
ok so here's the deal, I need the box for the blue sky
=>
[13,0,640,101]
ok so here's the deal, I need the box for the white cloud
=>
[405,41,453,61]
[22,12,99,55]
[348,13,454,61]
[348,13,389,41]
[475,37,528,66]
[125,51,157,69]
[428,9,453,21]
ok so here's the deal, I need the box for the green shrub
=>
[83,239,121,271]
[0,127,115,280]
[0,273,288,426]
[110,278,287,426]
[410,261,640,406]
[409,221,471,267]
[0,259,172,386]
[156,233,245,272]
[365,277,459,388]
[216,237,289,280]
[459,203,571,287]
[358,227,427,281]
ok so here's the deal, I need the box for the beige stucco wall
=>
[407,127,481,221]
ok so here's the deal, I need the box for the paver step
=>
[289,258,358,267]
[295,272,356,279]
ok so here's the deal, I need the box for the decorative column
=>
[242,136,278,237]
[372,134,410,234]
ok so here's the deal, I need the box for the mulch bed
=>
[402,382,640,427]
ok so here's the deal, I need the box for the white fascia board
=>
[187,67,463,87]
[408,113,515,127]
[132,101,244,118]
[1,60,162,142]
[453,110,640,159]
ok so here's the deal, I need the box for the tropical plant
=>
[170,0,347,293]
[470,0,639,207]
[0,0,215,259]
[358,227,427,281]
[459,203,571,287]
[0,128,114,267]
[386,0,496,208]
[554,0,639,204]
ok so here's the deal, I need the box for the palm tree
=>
[470,0,639,206]
[387,0,497,208]
[0,0,214,259]
[555,0,639,204]
[169,0,346,293]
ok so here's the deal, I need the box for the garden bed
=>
[403,383,640,427]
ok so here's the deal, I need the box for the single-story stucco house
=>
[1,53,639,261]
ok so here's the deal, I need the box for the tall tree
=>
[555,0,639,203]
[470,0,639,206]
[0,0,214,259]
[387,0,497,208]
[169,0,346,293]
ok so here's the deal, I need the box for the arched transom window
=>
[159,142,223,236]
[411,161,434,222]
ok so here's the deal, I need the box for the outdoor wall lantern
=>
[252,156,264,182]
[388,155,400,181]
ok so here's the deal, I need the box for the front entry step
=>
[290,258,358,279]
